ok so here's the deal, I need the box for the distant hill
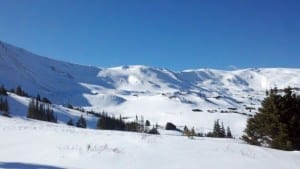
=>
[1,40,300,136]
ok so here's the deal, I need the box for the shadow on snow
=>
[0,162,65,169]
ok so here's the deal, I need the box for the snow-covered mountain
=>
[1,40,300,169]
[1,40,300,136]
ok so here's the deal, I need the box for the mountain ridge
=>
[1,40,300,136]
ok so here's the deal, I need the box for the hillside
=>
[1,40,300,136]
[1,41,300,169]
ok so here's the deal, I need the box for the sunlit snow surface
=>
[1,41,300,169]
[1,40,300,136]
[0,117,300,169]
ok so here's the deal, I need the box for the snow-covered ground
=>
[0,116,299,169]
[0,40,300,169]
[1,40,300,137]
[5,91,249,137]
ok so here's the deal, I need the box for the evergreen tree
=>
[0,97,9,116]
[27,98,56,123]
[226,126,233,138]
[38,103,45,120]
[0,85,7,96]
[4,98,9,113]
[125,121,140,132]
[16,86,28,96]
[42,97,52,104]
[145,120,151,126]
[27,98,35,119]
[36,94,41,101]
[206,120,229,138]
[96,113,126,130]
[67,118,74,126]
[67,103,73,109]
[213,120,221,137]
[148,126,159,135]
[96,116,101,129]
[0,97,2,110]
[76,115,87,128]
[45,105,56,122]
[242,87,300,150]
[220,122,226,137]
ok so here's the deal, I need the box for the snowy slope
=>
[1,40,300,136]
[6,93,98,128]
[0,116,299,169]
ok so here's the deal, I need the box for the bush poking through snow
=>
[183,126,196,138]
[148,127,159,135]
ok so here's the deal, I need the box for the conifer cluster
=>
[96,113,158,134]
[206,120,232,138]
[0,97,9,116]
[181,120,233,138]
[0,85,7,96]
[15,86,28,97]
[0,85,9,116]
[27,98,57,123]
[96,113,125,130]
[76,115,87,128]
[243,87,300,150]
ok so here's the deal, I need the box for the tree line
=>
[27,98,57,123]
[165,121,233,139]
[8,84,300,151]
[95,113,158,134]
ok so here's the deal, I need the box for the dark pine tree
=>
[36,94,41,101]
[16,86,24,96]
[96,113,126,131]
[145,120,151,127]
[27,98,56,123]
[76,115,87,128]
[0,97,10,116]
[226,126,233,138]
[67,118,74,126]
[213,120,221,137]
[42,97,52,104]
[27,98,35,119]
[242,87,300,150]
[220,122,226,137]
[148,127,159,135]
[0,85,7,96]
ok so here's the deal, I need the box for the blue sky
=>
[0,0,299,70]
